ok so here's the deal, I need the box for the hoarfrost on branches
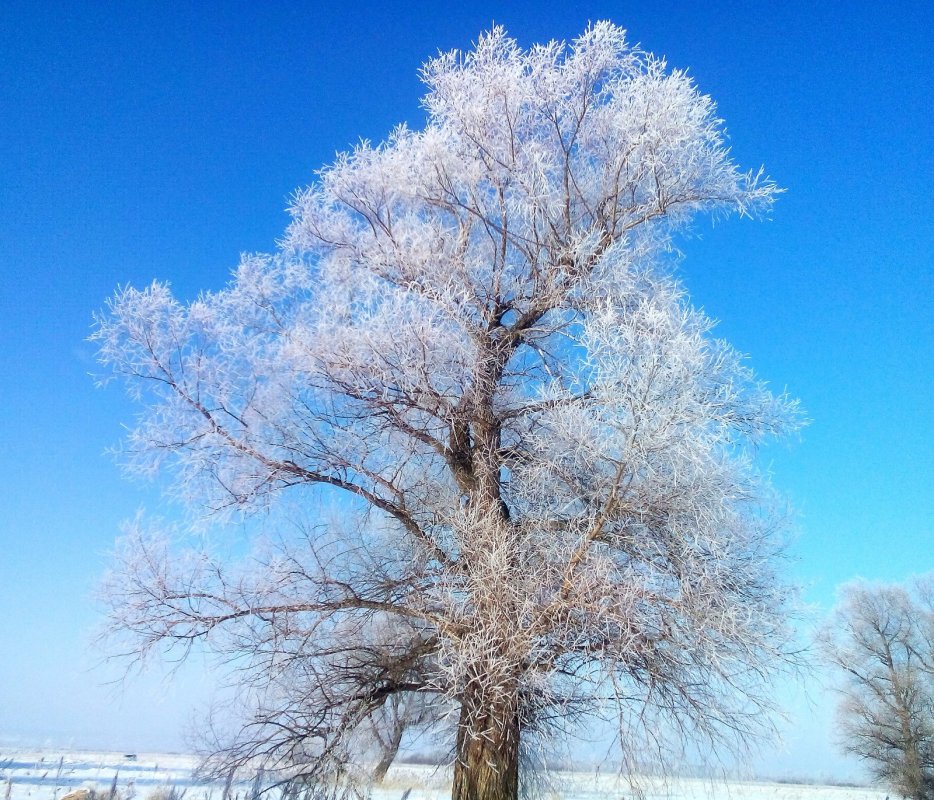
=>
[819,579,934,800]
[94,22,801,800]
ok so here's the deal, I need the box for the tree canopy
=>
[820,579,934,800]
[94,23,800,800]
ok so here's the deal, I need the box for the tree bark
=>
[451,696,520,800]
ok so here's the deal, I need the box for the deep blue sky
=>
[1,0,931,780]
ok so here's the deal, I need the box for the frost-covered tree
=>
[819,579,934,800]
[94,23,800,800]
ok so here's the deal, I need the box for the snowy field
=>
[0,750,888,800]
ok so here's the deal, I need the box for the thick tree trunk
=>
[451,346,520,800]
[451,696,520,800]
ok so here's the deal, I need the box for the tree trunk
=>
[451,697,520,800]
[372,715,405,784]
[888,658,926,800]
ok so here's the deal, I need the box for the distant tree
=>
[367,692,433,783]
[94,23,800,800]
[818,579,934,800]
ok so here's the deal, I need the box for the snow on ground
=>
[374,766,890,800]
[0,750,203,799]
[0,750,888,800]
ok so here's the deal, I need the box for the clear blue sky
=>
[1,0,931,780]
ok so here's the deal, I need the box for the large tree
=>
[94,23,800,800]
[819,579,934,800]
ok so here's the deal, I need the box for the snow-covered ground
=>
[0,750,888,800]
[0,750,205,799]
[375,766,889,800]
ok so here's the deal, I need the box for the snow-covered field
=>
[0,751,207,799]
[0,750,888,800]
